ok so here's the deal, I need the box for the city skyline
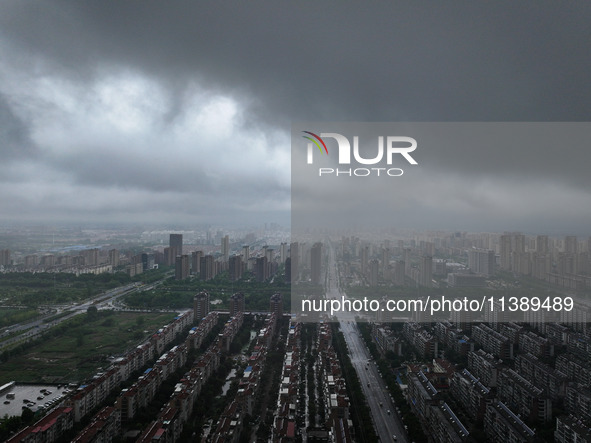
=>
[1,3,591,233]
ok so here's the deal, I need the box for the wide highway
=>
[325,240,408,443]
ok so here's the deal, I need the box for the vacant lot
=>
[0,311,177,384]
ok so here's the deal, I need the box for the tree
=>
[21,407,34,425]
[87,305,98,318]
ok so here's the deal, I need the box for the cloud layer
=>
[1,1,590,232]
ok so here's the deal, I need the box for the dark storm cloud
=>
[4,1,591,122]
[0,93,34,158]
[1,1,591,230]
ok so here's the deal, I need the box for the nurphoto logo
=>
[302,130,418,177]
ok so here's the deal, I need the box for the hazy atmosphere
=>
[1,2,591,233]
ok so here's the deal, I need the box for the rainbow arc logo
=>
[302,131,328,155]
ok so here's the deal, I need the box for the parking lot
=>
[0,383,73,418]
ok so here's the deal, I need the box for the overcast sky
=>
[1,2,591,234]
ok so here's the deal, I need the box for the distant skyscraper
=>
[265,247,274,263]
[229,292,245,316]
[40,255,55,267]
[311,242,322,285]
[194,291,210,320]
[532,253,551,280]
[422,241,434,257]
[191,250,203,274]
[0,249,11,266]
[393,260,405,285]
[229,255,243,281]
[403,248,411,276]
[513,234,525,253]
[280,242,287,264]
[468,249,495,276]
[221,235,230,262]
[499,235,512,270]
[164,247,175,266]
[200,255,215,281]
[360,245,369,275]
[169,233,183,257]
[25,255,38,267]
[381,248,390,277]
[242,245,250,262]
[536,235,549,254]
[175,254,190,280]
[419,256,433,287]
[255,256,269,282]
[290,242,299,283]
[565,235,578,254]
[369,259,379,286]
[285,257,291,283]
[270,293,283,316]
[108,249,119,267]
[81,248,99,266]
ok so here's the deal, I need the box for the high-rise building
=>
[194,291,210,320]
[565,236,578,254]
[381,248,390,277]
[221,235,230,262]
[242,245,250,263]
[403,248,412,276]
[0,249,11,266]
[229,292,245,316]
[164,247,175,266]
[229,255,243,281]
[255,256,269,282]
[169,233,183,257]
[191,250,203,274]
[81,248,99,266]
[280,242,287,264]
[270,293,283,316]
[141,253,154,271]
[40,255,55,267]
[311,242,322,285]
[536,235,549,254]
[25,255,38,267]
[369,259,379,286]
[468,249,495,276]
[290,242,299,282]
[499,235,512,270]
[513,234,526,253]
[265,247,274,264]
[175,254,190,280]
[420,255,433,287]
[200,255,215,281]
[360,245,369,275]
[285,257,291,283]
[393,260,405,285]
[108,249,119,267]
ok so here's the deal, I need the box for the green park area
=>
[123,270,291,312]
[0,272,133,307]
[0,310,177,384]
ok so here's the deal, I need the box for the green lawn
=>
[0,311,179,384]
